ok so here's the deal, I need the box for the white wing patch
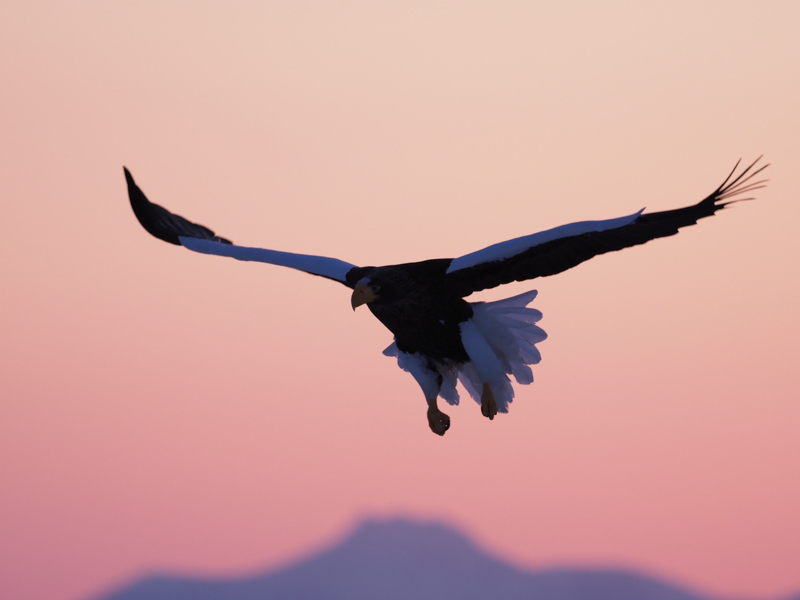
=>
[446,210,644,274]
[179,237,357,283]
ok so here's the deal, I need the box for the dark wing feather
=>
[445,158,768,298]
[124,167,359,286]
[125,167,232,245]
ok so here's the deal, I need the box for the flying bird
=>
[125,159,767,435]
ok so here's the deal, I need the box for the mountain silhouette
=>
[91,518,799,600]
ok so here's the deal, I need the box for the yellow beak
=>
[351,284,378,310]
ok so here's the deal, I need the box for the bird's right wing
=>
[125,168,359,287]
[444,158,768,297]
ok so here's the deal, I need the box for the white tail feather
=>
[384,290,547,412]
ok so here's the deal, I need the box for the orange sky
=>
[1,2,799,600]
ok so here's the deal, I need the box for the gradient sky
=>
[1,2,799,600]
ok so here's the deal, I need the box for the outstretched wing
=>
[445,158,768,297]
[124,167,359,286]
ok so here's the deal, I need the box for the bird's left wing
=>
[125,168,359,286]
[445,158,768,297]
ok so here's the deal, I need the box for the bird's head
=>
[351,277,381,310]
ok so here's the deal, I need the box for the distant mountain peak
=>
[340,516,487,557]
[91,518,798,600]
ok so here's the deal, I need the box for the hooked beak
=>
[351,283,378,310]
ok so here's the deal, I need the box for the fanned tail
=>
[458,290,547,412]
[384,290,546,412]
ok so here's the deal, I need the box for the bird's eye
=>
[372,285,381,293]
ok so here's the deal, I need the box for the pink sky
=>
[1,2,799,600]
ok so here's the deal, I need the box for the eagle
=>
[125,158,767,436]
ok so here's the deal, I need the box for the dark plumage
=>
[125,168,232,246]
[125,158,767,435]
[346,261,473,363]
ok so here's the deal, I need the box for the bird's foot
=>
[427,399,451,436]
[481,383,497,420]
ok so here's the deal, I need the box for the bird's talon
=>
[427,402,450,436]
[481,383,498,421]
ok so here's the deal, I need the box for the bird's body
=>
[348,260,473,362]
[125,159,767,435]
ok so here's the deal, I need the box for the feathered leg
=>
[384,343,451,435]
[460,320,508,420]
